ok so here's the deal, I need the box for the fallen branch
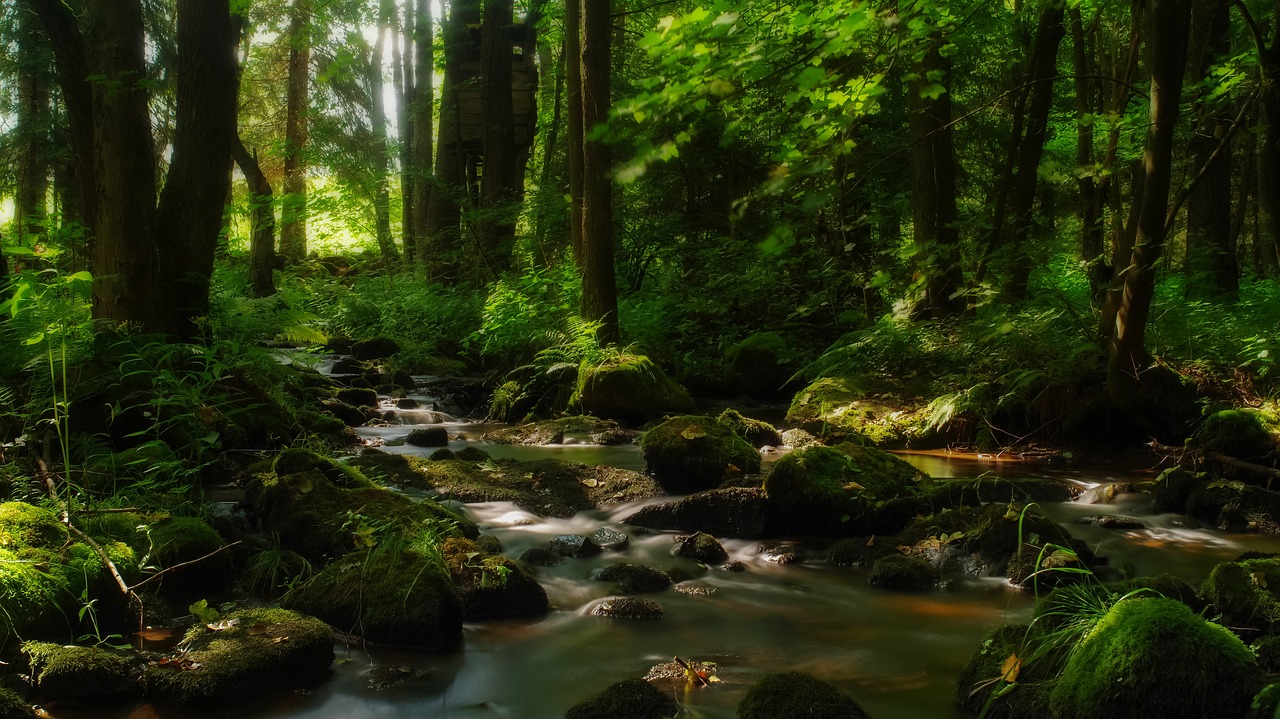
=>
[1206,451,1280,482]
[127,541,241,592]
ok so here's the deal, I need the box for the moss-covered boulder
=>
[1251,684,1280,719]
[482,416,630,446]
[723,332,797,399]
[336,386,379,408]
[673,532,728,564]
[441,538,548,620]
[417,458,662,518]
[591,564,672,594]
[624,487,768,538]
[869,554,938,590]
[1196,409,1277,462]
[1201,557,1280,634]
[641,416,761,492]
[1152,466,1280,533]
[0,501,66,549]
[762,446,873,535]
[575,354,694,426]
[21,642,137,700]
[351,337,401,361]
[143,608,334,705]
[405,427,449,447]
[716,409,782,448]
[786,376,938,447]
[244,449,473,562]
[0,688,32,719]
[284,548,462,649]
[738,671,870,719]
[589,597,664,620]
[954,624,1051,718]
[564,678,680,719]
[1049,597,1261,719]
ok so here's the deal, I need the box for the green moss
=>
[868,554,938,590]
[1197,409,1277,461]
[273,448,372,488]
[715,409,782,448]
[21,641,136,699]
[738,671,870,719]
[954,624,1053,718]
[283,548,462,650]
[1251,683,1280,719]
[0,688,32,719]
[591,563,672,594]
[1049,597,1261,719]
[575,354,695,426]
[723,332,795,398]
[146,516,231,596]
[422,458,661,518]
[144,608,333,705]
[1202,558,1280,634]
[0,502,67,550]
[347,451,433,488]
[564,678,680,719]
[786,376,937,447]
[763,446,870,535]
[641,416,761,492]
[441,538,548,619]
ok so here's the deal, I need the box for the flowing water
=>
[51,373,1280,719]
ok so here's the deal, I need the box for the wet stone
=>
[590,596,664,620]
[1079,515,1146,530]
[673,583,718,596]
[367,665,426,691]
[720,560,747,572]
[549,534,602,558]
[590,527,630,551]
[591,563,673,594]
[396,398,421,409]
[405,427,449,447]
[673,532,728,564]
[518,548,562,567]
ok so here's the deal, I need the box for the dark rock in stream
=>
[518,547,562,567]
[320,400,369,427]
[673,532,728,564]
[444,538,549,619]
[405,427,450,447]
[1154,466,1280,533]
[956,624,1052,718]
[482,416,627,446]
[625,487,768,538]
[351,337,400,361]
[869,553,939,589]
[590,527,630,550]
[336,387,379,408]
[738,672,871,719]
[396,397,420,409]
[21,642,138,700]
[330,357,364,375]
[589,597,664,620]
[1079,514,1146,529]
[549,534,602,558]
[0,688,33,719]
[591,563,672,594]
[366,665,426,691]
[564,678,679,719]
[641,415,761,492]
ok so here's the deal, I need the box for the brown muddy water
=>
[48,381,1280,719]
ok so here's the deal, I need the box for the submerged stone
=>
[549,534,602,558]
[591,563,672,594]
[869,554,938,590]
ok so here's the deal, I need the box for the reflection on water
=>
[49,419,1280,719]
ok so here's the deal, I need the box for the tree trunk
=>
[394,0,414,263]
[478,0,517,271]
[232,138,277,298]
[411,0,434,268]
[154,0,239,339]
[1004,0,1067,301]
[1184,0,1237,300]
[578,0,619,344]
[1106,0,1195,438]
[369,4,396,263]
[280,0,311,261]
[566,0,585,263]
[907,41,965,319]
[15,6,50,245]
[1070,8,1105,290]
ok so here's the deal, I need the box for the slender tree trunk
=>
[280,0,311,261]
[907,41,965,319]
[1004,0,1067,301]
[566,0,585,262]
[411,0,434,268]
[1184,0,1237,300]
[578,0,619,343]
[154,0,238,339]
[15,7,50,244]
[1106,0,1194,435]
[478,0,517,270]
[369,5,396,263]
[394,1,414,263]
[232,138,277,298]
[535,38,565,258]
[1070,8,1105,289]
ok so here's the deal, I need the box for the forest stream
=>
[43,364,1280,719]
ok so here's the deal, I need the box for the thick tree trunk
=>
[369,6,396,264]
[154,0,238,339]
[578,0,619,344]
[1106,0,1195,437]
[411,0,434,268]
[1070,9,1105,287]
[566,0,585,263]
[1184,0,1237,300]
[394,0,414,263]
[15,7,50,244]
[907,42,965,319]
[232,138,277,298]
[280,0,311,261]
[1005,0,1067,301]
[478,0,517,271]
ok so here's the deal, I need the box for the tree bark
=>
[566,0,585,263]
[578,0,619,344]
[369,3,396,263]
[280,0,311,261]
[232,138,277,298]
[15,6,50,244]
[478,0,517,271]
[1070,8,1105,289]
[411,0,434,268]
[394,0,414,263]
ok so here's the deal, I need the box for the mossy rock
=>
[143,608,334,705]
[21,642,137,700]
[591,564,672,594]
[319,400,368,427]
[954,624,1053,718]
[405,427,450,447]
[0,688,32,719]
[1255,636,1280,673]
[0,502,67,549]
[672,532,727,564]
[641,416,761,492]
[284,548,462,649]
[564,678,679,719]
[419,458,662,518]
[442,538,548,620]
[1049,597,1261,719]
[1201,557,1280,634]
[1251,683,1280,719]
[575,354,695,426]
[723,332,797,399]
[868,553,938,590]
[624,487,768,538]
[146,516,231,597]
[335,387,379,408]
[483,416,623,446]
[1195,409,1277,462]
[762,446,872,535]
[590,597,663,620]
[738,671,870,719]
[244,450,473,562]
[350,337,401,361]
[786,376,937,447]
[298,409,347,436]
[716,409,782,448]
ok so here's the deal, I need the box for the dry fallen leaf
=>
[1000,652,1021,683]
